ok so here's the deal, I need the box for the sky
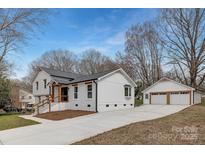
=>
[8,8,159,79]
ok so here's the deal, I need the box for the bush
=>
[135,99,143,107]
[0,76,11,108]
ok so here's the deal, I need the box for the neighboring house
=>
[32,67,136,114]
[10,85,35,110]
[142,77,202,105]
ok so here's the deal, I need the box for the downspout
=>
[193,91,195,105]
[94,80,98,112]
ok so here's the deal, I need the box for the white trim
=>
[142,77,195,93]
[98,68,137,87]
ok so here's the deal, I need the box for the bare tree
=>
[122,22,164,87]
[78,49,117,75]
[115,51,136,80]
[0,9,48,76]
[24,49,78,85]
[160,9,205,90]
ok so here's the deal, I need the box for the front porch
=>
[49,83,69,103]
[34,81,96,115]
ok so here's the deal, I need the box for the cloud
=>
[105,31,125,46]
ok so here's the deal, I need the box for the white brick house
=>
[32,67,136,114]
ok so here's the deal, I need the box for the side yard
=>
[0,114,39,131]
[74,103,205,145]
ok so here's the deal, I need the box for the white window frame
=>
[74,86,78,99]
[124,86,131,97]
[43,79,47,89]
[36,82,38,90]
[145,94,149,99]
[87,84,93,99]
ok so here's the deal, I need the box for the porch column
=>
[58,85,61,102]
[50,85,54,102]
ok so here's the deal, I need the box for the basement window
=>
[87,104,91,107]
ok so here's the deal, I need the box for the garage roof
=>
[142,77,195,93]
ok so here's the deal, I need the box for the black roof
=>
[40,67,119,84]
[65,69,118,84]
[40,67,82,79]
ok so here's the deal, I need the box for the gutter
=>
[93,80,98,112]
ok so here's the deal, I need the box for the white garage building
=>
[142,77,202,105]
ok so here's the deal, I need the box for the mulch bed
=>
[35,110,95,120]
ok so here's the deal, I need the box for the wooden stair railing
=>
[33,96,62,115]
[33,96,52,115]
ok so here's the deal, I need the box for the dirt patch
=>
[74,104,205,145]
[35,110,95,120]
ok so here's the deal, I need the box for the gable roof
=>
[40,67,82,79]
[142,77,195,93]
[98,68,137,87]
[50,68,120,84]
[39,67,136,86]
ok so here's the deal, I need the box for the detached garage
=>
[142,77,201,105]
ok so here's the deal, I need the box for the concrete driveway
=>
[0,105,189,145]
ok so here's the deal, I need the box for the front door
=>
[61,87,69,102]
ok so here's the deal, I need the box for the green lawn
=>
[0,114,40,131]
[201,98,205,105]
[135,99,143,107]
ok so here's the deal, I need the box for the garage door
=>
[151,92,167,105]
[170,91,190,105]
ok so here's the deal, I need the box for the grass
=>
[35,110,95,120]
[135,99,143,107]
[0,114,40,131]
[74,104,205,145]
[201,98,205,106]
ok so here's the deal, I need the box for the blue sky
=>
[9,8,159,79]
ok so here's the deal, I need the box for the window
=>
[124,104,126,106]
[106,104,109,107]
[145,94,149,99]
[74,86,78,99]
[124,85,131,97]
[29,96,32,99]
[87,84,92,99]
[75,104,78,107]
[43,79,47,89]
[36,82,38,90]
[114,104,117,107]
[87,104,91,107]
[21,96,25,99]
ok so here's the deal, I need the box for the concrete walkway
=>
[0,105,189,145]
